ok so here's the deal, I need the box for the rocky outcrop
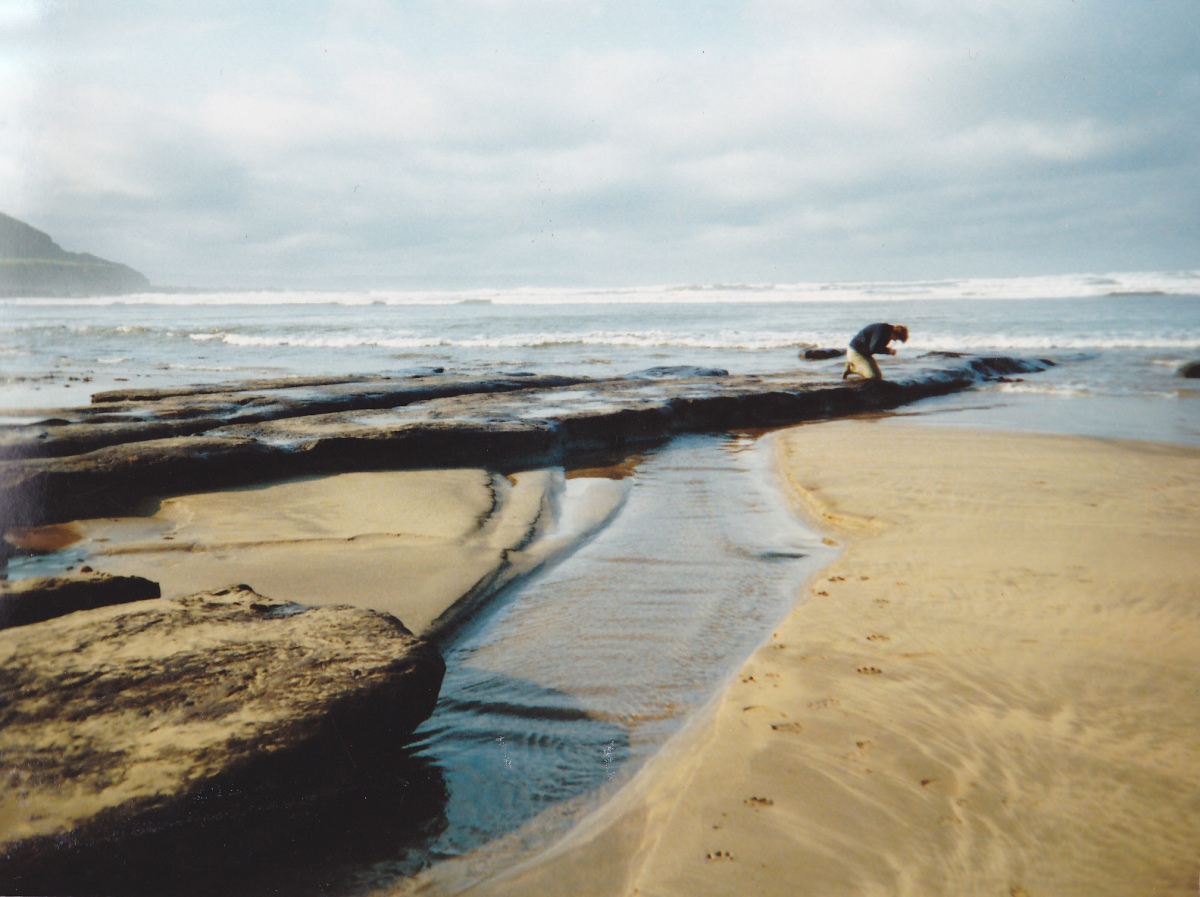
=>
[0,212,150,297]
[801,348,846,360]
[1180,361,1200,379]
[0,357,1053,530]
[0,372,589,461]
[0,572,160,629]
[628,365,729,378]
[0,585,446,895]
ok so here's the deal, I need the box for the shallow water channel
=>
[6,431,833,895]
[311,432,834,895]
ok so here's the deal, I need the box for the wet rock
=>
[0,372,591,461]
[0,585,446,895]
[0,356,1053,530]
[967,356,1055,379]
[0,573,160,629]
[89,374,393,404]
[628,365,729,378]
[0,435,283,529]
[1179,361,1200,379]
[800,348,846,360]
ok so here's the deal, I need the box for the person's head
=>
[891,324,909,342]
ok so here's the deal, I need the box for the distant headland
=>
[0,212,150,297]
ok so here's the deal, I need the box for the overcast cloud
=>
[1,1,1197,288]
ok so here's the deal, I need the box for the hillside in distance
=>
[0,212,151,297]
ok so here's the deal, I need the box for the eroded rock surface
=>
[0,572,160,629]
[0,372,588,461]
[0,358,1052,530]
[0,585,446,895]
[801,347,846,360]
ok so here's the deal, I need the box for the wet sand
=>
[475,421,1200,897]
[34,468,628,639]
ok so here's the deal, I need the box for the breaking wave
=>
[186,330,1200,352]
[1,270,1197,308]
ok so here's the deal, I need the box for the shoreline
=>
[0,357,1047,532]
[4,368,1199,894]
[470,421,1200,897]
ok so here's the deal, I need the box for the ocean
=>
[1,270,1198,444]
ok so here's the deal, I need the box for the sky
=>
[1,0,1197,289]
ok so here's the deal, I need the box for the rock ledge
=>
[0,585,446,894]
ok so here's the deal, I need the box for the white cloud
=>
[197,66,441,158]
[5,1,1198,286]
[0,0,41,32]
[946,117,1118,167]
[24,85,169,199]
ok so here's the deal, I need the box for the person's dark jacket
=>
[849,323,896,356]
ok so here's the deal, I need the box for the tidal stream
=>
[335,432,835,895]
[18,432,833,896]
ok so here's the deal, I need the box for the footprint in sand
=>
[807,697,840,709]
[866,633,890,641]
[857,666,883,675]
[771,722,804,734]
[744,796,774,806]
[705,850,735,861]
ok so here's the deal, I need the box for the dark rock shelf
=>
[0,572,161,629]
[0,356,1051,531]
[0,585,446,896]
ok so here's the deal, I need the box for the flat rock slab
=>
[800,347,846,360]
[0,585,446,894]
[0,573,160,629]
[0,357,1053,530]
[0,372,590,461]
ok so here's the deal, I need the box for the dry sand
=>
[36,468,628,638]
[474,421,1200,897]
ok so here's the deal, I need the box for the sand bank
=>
[28,467,628,639]
[475,422,1200,897]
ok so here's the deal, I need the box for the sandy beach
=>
[5,408,1200,895]
[472,420,1200,897]
[5,3,1199,888]
[18,467,629,640]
